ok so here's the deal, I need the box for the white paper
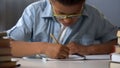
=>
[111,53,120,62]
[47,54,110,61]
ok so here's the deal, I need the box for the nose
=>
[62,18,73,23]
[58,18,78,26]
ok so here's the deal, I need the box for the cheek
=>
[72,18,79,23]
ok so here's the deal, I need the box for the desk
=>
[16,58,110,68]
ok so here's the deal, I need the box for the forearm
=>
[77,39,117,55]
[10,41,46,57]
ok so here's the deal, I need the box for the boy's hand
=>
[44,43,69,59]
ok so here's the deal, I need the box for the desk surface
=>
[16,58,110,68]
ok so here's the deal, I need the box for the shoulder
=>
[84,4,103,17]
[24,0,49,12]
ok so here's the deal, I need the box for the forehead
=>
[52,1,83,14]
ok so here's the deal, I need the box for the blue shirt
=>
[7,0,118,45]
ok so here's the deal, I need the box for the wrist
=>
[32,42,48,54]
[77,45,89,55]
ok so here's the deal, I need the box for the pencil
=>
[50,33,60,44]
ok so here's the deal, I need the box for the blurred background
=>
[0,0,120,31]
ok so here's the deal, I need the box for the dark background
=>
[0,0,38,31]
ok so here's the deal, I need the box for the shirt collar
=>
[41,0,53,18]
[81,4,89,17]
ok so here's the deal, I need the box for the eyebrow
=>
[53,5,81,15]
[57,10,81,15]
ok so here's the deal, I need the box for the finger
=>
[57,55,67,59]
[61,51,69,57]
[57,54,68,59]
[62,46,69,53]
[61,47,69,56]
[58,50,69,59]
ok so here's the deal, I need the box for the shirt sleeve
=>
[97,21,118,43]
[95,12,118,43]
[7,4,35,41]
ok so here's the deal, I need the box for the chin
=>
[63,23,72,26]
